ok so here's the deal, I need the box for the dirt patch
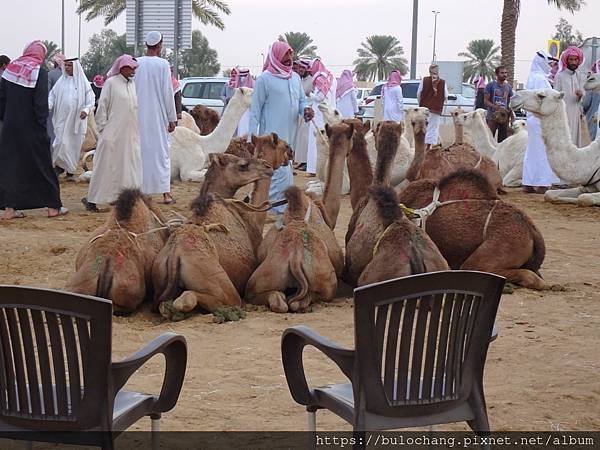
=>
[1,174,599,431]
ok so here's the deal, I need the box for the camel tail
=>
[95,258,113,300]
[522,217,546,274]
[288,246,310,306]
[157,256,182,305]
[409,234,427,275]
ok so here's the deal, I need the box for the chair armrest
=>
[281,325,354,406]
[111,332,187,412]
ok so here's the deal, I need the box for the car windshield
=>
[182,81,225,99]
[369,82,420,99]
[462,84,476,99]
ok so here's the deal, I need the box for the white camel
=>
[178,110,201,134]
[456,108,528,187]
[511,88,600,206]
[310,103,414,191]
[170,87,253,182]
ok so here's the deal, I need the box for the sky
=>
[1,0,599,82]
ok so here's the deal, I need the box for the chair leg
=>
[151,416,160,450]
[467,386,490,433]
[307,410,316,432]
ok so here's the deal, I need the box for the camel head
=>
[512,119,527,133]
[584,73,600,92]
[406,107,429,134]
[510,89,564,117]
[343,118,370,146]
[450,106,465,124]
[206,153,273,189]
[252,133,293,171]
[456,108,486,128]
[232,87,254,109]
[318,102,343,125]
[325,122,354,158]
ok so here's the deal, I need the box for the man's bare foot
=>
[48,207,69,217]
[1,208,26,220]
[163,193,176,205]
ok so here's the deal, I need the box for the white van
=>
[180,77,229,116]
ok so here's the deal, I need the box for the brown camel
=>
[152,153,274,319]
[245,123,352,312]
[343,119,373,211]
[398,169,546,289]
[344,121,449,287]
[66,189,168,313]
[189,104,220,135]
[405,108,504,193]
[225,137,255,158]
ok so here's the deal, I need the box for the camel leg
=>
[460,241,545,290]
[502,165,522,187]
[180,168,208,183]
[248,291,289,313]
[577,192,600,207]
[544,187,585,204]
[245,259,291,312]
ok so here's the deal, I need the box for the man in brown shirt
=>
[418,64,448,149]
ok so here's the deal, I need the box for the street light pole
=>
[78,5,82,58]
[410,0,418,79]
[61,0,65,52]
[432,10,440,62]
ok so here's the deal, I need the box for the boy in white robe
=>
[135,31,177,204]
[49,58,94,180]
[82,55,141,211]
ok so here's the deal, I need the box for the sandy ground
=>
[0,172,599,432]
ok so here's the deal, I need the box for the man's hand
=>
[575,90,583,100]
[168,121,176,133]
[80,111,88,120]
[303,107,315,122]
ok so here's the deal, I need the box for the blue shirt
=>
[484,80,513,119]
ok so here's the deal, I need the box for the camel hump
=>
[115,188,148,222]
[437,169,498,199]
[369,185,402,226]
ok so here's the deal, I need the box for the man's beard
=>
[567,63,579,71]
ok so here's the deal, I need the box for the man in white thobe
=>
[336,69,359,119]
[382,70,404,122]
[293,60,312,170]
[82,55,141,211]
[49,58,94,180]
[554,46,588,147]
[306,58,337,176]
[135,31,177,204]
[521,51,560,194]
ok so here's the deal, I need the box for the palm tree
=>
[42,40,61,70]
[459,39,501,83]
[501,0,585,82]
[278,32,317,59]
[77,0,231,28]
[353,35,408,82]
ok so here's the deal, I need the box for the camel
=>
[178,110,201,134]
[245,123,351,312]
[456,108,528,187]
[225,136,255,159]
[398,169,547,289]
[344,120,449,287]
[152,152,278,319]
[317,102,415,186]
[189,104,220,135]
[404,107,504,193]
[170,87,253,182]
[511,87,600,206]
[66,189,169,313]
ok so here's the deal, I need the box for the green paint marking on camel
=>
[300,229,312,265]
[92,255,103,275]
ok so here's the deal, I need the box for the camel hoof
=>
[577,194,596,207]
[289,293,312,313]
[212,306,246,323]
[159,300,193,322]
[267,292,289,313]
[545,283,568,292]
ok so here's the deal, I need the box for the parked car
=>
[180,77,229,116]
[356,87,371,106]
[358,80,476,120]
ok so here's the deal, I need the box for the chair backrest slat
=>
[44,312,69,417]
[354,271,504,417]
[0,308,17,411]
[75,318,90,389]
[17,309,42,416]
[60,314,81,416]
[5,308,29,414]
[30,310,55,416]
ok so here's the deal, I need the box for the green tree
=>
[501,0,585,82]
[179,30,220,78]
[77,0,231,28]
[42,40,61,70]
[552,17,584,53]
[458,39,501,82]
[278,32,317,59]
[80,29,134,79]
[353,35,408,82]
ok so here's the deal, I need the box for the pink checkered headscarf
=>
[336,69,355,99]
[559,46,584,71]
[1,40,46,88]
[106,54,138,78]
[309,58,333,95]
[263,41,293,79]
[381,70,402,100]
[237,68,254,88]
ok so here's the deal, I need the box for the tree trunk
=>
[500,0,519,84]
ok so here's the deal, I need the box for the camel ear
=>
[345,122,355,139]
[325,123,333,138]
[397,122,404,136]
[251,134,258,146]
[363,120,371,132]
[374,121,382,138]
[556,92,565,100]
[271,132,279,146]
[209,153,221,166]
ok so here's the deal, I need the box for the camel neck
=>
[406,129,426,181]
[454,121,464,145]
[539,103,599,184]
[470,114,497,157]
[347,136,373,210]
[322,141,348,229]
[199,94,247,154]
[247,177,271,235]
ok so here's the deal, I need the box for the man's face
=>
[567,55,580,71]
[497,69,508,82]
[298,66,307,77]
[0,63,6,71]
[281,50,293,67]
[120,66,136,79]
[65,62,74,76]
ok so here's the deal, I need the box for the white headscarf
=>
[527,51,552,90]
[62,59,90,134]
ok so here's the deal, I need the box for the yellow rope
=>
[372,222,398,258]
